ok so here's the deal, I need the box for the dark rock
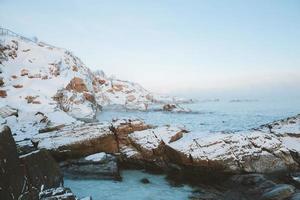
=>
[163,104,176,112]
[62,153,120,180]
[140,178,150,184]
[20,149,62,190]
[0,126,23,200]
[17,144,37,156]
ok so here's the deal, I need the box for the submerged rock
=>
[140,178,150,184]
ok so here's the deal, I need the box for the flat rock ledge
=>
[30,115,300,175]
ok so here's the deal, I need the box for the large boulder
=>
[0,126,23,200]
[20,149,62,190]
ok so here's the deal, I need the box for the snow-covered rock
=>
[30,114,300,174]
[33,119,150,160]
[126,115,300,173]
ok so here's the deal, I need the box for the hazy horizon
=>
[1,0,300,99]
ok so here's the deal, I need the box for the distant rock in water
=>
[229,99,259,103]
[140,178,150,184]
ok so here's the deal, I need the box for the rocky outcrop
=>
[66,77,88,93]
[123,115,300,174]
[33,119,151,161]
[0,126,23,200]
[30,115,300,174]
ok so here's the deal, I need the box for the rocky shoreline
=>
[1,114,300,199]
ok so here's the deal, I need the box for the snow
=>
[19,149,40,158]
[34,122,111,149]
[129,126,184,150]
[85,152,107,162]
[282,137,300,152]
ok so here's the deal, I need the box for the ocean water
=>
[65,170,193,200]
[98,98,300,133]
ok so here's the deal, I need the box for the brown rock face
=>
[169,130,185,143]
[83,92,95,103]
[0,90,7,98]
[35,120,152,161]
[98,79,106,85]
[72,65,78,72]
[25,95,38,103]
[126,95,136,102]
[112,84,123,92]
[0,126,23,200]
[66,77,88,93]
[20,69,29,76]
[52,134,119,161]
[163,104,176,111]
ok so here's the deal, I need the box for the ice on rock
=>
[85,152,107,162]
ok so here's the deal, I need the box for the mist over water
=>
[98,96,300,133]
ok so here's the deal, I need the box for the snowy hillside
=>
[0,28,188,139]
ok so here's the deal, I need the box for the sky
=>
[1,0,300,99]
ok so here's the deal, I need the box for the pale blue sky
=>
[1,0,300,98]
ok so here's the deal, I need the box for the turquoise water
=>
[98,98,300,132]
[65,170,193,200]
